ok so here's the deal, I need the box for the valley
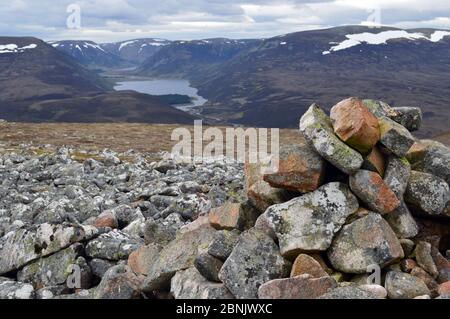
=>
[1,26,450,138]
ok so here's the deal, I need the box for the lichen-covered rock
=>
[258,274,337,299]
[52,289,95,300]
[432,251,450,284]
[414,241,439,278]
[400,239,415,257]
[318,286,379,299]
[385,271,430,299]
[0,223,99,275]
[170,268,234,299]
[362,147,385,176]
[259,182,359,258]
[328,213,404,274]
[410,267,440,297]
[207,229,240,261]
[330,97,380,154]
[0,278,34,299]
[391,107,422,132]
[141,222,216,292]
[408,140,450,184]
[384,202,419,239]
[358,284,388,299]
[363,99,399,118]
[85,231,142,261]
[143,219,177,246]
[290,254,329,278]
[349,170,400,215]
[218,229,291,299]
[378,117,415,157]
[89,258,115,280]
[35,286,68,299]
[263,144,325,192]
[94,265,142,299]
[17,243,85,287]
[405,171,449,217]
[194,253,223,282]
[383,156,411,198]
[299,104,363,174]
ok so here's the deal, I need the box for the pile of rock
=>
[0,97,448,299]
[0,148,244,299]
[137,97,449,300]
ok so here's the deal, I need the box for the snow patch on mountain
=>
[323,30,450,55]
[119,40,138,51]
[0,43,37,54]
[51,41,107,53]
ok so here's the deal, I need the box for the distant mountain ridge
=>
[2,25,450,136]
[49,40,126,68]
[137,38,263,77]
[100,38,172,64]
[136,25,450,137]
[0,36,196,124]
[0,37,110,102]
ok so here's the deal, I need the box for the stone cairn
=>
[0,98,448,299]
[135,97,449,300]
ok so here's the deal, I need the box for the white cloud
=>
[0,0,448,42]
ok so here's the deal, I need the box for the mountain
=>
[0,91,195,123]
[101,38,172,64]
[0,37,196,124]
[49,40,126,68]
[0,37,110,103]
[173,26,450,137]
[137,38,263,78]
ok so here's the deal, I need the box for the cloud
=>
[0,0,448,42]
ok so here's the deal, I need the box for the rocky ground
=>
[0,98,449,299]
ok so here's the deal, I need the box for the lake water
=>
[114,79,208,111]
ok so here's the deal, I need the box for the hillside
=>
[136,26,450,137]
[0,37,197,124]
[0,91,196,124]
[137,38,262,78]
[0,37,111,102]
[101,38,172,64]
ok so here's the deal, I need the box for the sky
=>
[1,0,450,43]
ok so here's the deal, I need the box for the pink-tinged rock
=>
[330,97,380,154]
[438,281,450,296]
[94,212,118,229]
[290,254,329,278]
[245,162,290,213]
[263,144,325,192]
[258,274,337,299]
[127,243,161,276]
[209,203,244,231]
[349,170,400,214]
[362,146,386,176]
